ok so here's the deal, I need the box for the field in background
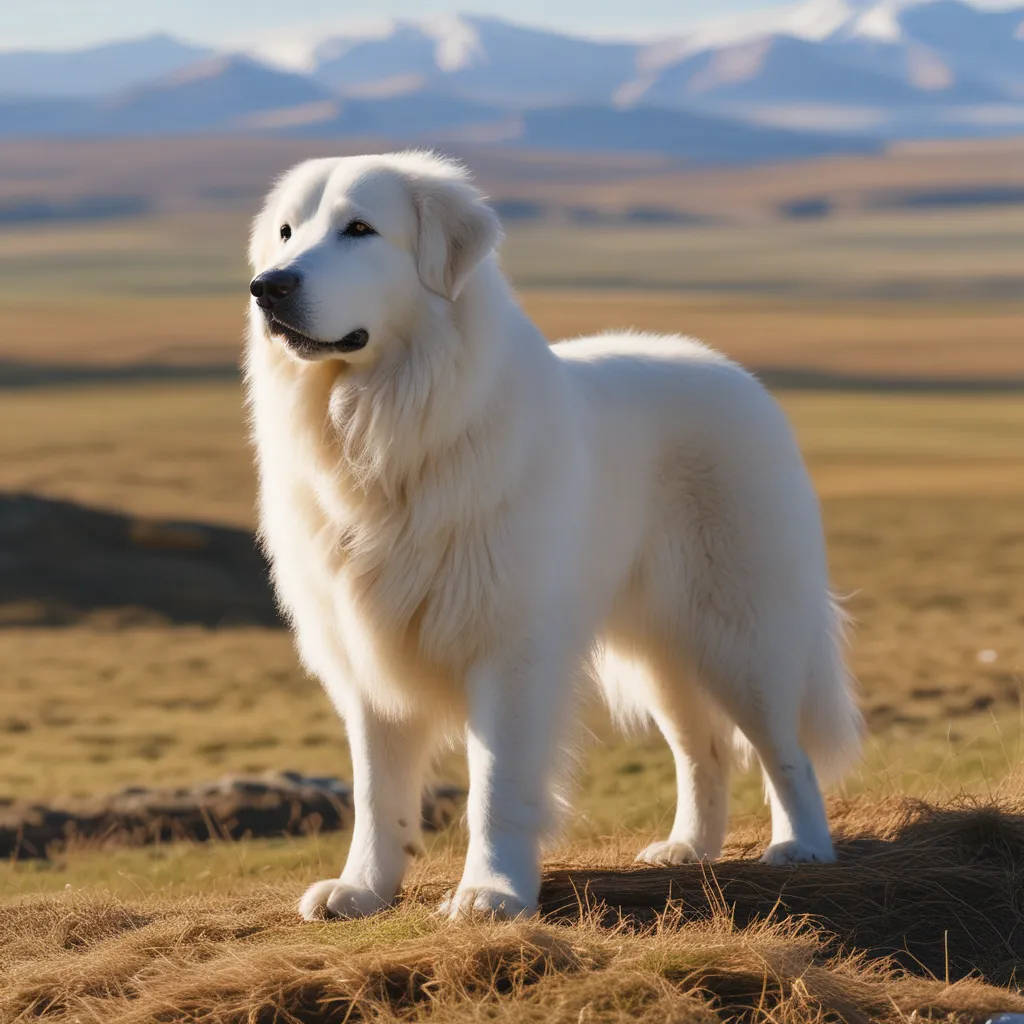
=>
[1,382,1020,827]
[1,137,1022,378]
[2,137,1023,1022]
[2,209,1022,377]
[3,136,1023,221]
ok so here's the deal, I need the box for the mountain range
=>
[0,1,1021,162]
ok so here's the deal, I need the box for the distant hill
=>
[0,34,212,98]
[98,56,336,135]
[514,104,878,162]
[0,75,878,164]
[0,57,337,137]
[0,2,1021,157]
[0,97,92,136]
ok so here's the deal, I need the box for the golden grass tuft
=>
[6,781,1024,1022]
[4,888,1023,1023]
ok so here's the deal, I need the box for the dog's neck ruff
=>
[246,259,540,673]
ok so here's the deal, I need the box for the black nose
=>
[250,270,300,310]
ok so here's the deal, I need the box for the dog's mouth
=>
[266,317,369,357]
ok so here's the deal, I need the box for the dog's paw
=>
[635,839,706,866]
[298,879,389,921]
[760,839,835,866]
[439,886,536,921]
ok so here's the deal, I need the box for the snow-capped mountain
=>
[0,1,1021,155]
[621,0,1024,132]
[249,2,1024,138]
[301,15,640,107]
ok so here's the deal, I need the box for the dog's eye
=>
[341,220,376,238]
[280,224,291,242]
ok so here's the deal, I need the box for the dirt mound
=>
[535,792,1024,986]
[0,772,464,860]
[0,492,280,626]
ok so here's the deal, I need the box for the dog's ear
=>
[413,175,503,301]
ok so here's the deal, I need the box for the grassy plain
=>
[1,136,1023,379]
[1,383,1021,820]
[1,204,1022,376]
[1,139,1023,1020]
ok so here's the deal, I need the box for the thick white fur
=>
[244,151,863,922]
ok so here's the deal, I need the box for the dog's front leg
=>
[300,698,438,920]
[443,643,567,920]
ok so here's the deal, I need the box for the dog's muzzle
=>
[250,270,369,357]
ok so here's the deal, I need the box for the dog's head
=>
[248,151,502,365]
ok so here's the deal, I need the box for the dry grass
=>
[0,384,1019,1014]
[0,386,1021,826]
[0,388,1017,796]
[5,783,1024,1022]
[2,901,1009,1024]
[0,382,253,526]
[5,289,1022,379]
[0,188,1021,380]
[0,392,1020,1022]
[533,292,1024,379]
[1,383,1021,527]
[503,209,1024,303]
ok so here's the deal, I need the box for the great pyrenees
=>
[244,150,862,921]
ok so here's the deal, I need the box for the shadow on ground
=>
[535,795,1024,986]
[0,492,280,626]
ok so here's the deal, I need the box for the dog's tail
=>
[799,595,863,785]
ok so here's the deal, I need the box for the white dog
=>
[244,151,862,921]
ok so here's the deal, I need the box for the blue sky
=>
[3,0,796,50]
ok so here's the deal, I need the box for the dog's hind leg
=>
[299,698,440,920]
[634,655,732,865]
[701,646,836,866]
[747,721,834,865]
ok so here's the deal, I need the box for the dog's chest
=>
[263,459,514,684]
